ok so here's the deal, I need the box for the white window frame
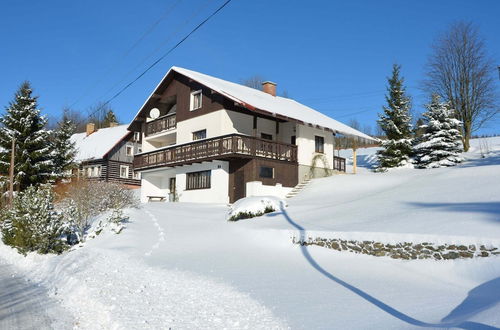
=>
[133,171,141,180]
[133,132,140,142]
[190,90,202,111]
[120,165,129,178]
[126,145,134,156]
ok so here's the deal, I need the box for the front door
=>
[169,177,176,201]
[233,171,245,203]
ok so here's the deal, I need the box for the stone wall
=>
[293,236,500,260]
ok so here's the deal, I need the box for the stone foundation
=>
[293,237,500,260]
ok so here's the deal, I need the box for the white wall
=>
[175,161,229,204]
[140,170,174,203]
[296,124,334,169]
[140,160,229,204]
[246,181,293,199]
[176,110,232,144]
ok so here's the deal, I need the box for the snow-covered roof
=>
[131,66,376,141]
[71,125,130,162]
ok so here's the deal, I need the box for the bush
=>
[1,185,68,255]
[58,180,137,242]
[228,205,275,222]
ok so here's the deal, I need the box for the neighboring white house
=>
[128,66,375,203]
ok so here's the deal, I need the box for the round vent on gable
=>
[149,108,160,119]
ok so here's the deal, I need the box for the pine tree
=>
[376,64,413,170]
[413,95,463,168]
[0,82,53,190]
[1,185,68,255]
[51,113,77,178]
[102,110,118,127]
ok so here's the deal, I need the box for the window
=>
[133,171,141,180]
[133,132,140,142]
[192,129,207,141]
[85,166,101,177]
[259,166,274,178]
[126,145,134,156]
[315,136,324,153]
[92,166,101,177]
[261,133,273,140]
[190,90,202,111]
[186,170,211,190]
[291,135,296,145]
[120,165,129,178]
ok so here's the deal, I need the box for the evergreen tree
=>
[376,64,413,170]
[1,185,68,255]
[51,112,77,178]
[0,82,53,190]
[413,95,463,168]
[102,110,118,127]
[414,118,426,139]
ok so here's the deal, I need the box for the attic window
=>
[126,145,134,156]
[190,90,202,111]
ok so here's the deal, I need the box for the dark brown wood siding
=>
[228,158,298,203]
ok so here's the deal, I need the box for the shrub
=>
[228,205,276,222]
[58,180,137,242]
[1,185,68,255]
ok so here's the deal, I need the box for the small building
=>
[71,123,142,186]
[128,67,374,203]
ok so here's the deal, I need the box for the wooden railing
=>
[145,114,176,136]
[333,156,346,172]
[134,134,298,170]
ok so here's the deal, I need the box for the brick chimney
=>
[86,123,96,136]
[262,81,277,96]
[109,122,119,128]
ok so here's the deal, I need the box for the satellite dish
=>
[149,108,160,119]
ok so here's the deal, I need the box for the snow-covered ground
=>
[1,137,499,329]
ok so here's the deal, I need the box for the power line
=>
[78,0,232,126]
[93,0,214,105]
[69,0,184,109]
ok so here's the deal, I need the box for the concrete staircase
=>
[285,179,312,199]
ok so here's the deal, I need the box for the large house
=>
[71,123,142,186]
[128,67,374,203]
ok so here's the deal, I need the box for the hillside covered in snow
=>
[1,137,499,329]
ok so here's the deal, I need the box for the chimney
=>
[109,122,119,128]
[86,123,96,136]
[262,81,277,96]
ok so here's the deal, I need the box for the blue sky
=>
[1,0,499,134]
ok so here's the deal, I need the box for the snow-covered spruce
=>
[376,64,413,170]
[0,82,54,189]
[51,113,77,179]
[1,185,68,255]
[413,95,463,168]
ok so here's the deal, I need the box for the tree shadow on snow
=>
[407,201,500,224]
[459,151,500,168]
[271,202,500,329]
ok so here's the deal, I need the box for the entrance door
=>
[169,177,176,202]
[233,171,245,203]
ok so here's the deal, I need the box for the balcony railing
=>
[145,114,176,137]
[134,134,298,170]
[333,156,346,172]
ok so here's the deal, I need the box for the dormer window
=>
[190,90,202,111]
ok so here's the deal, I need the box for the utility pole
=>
[8,138,15,205]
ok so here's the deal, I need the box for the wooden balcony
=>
[134,134,298,170]
[145,114,176,137]
[333,156,346,172]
